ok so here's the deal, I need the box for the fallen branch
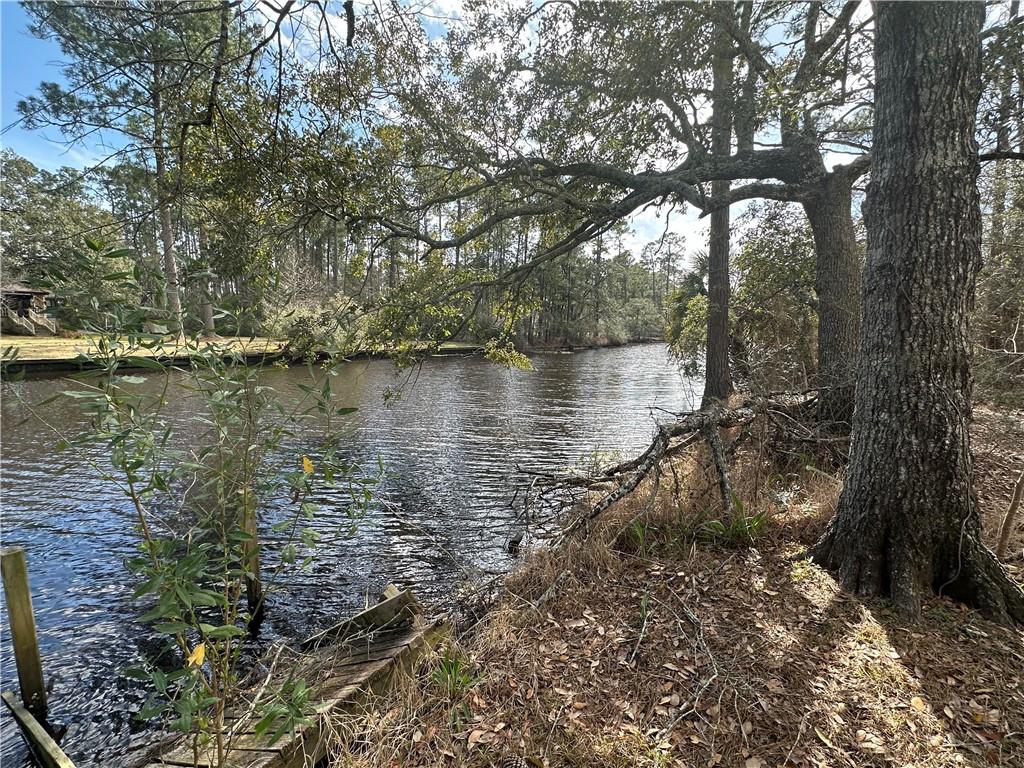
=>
[702,405,737,514]
[556,403,763,541]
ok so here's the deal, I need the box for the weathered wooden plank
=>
[223,685,362,735]
[274,622,446,768]
[150,591,445,768]
[154,731,281,767]
[1,691,76,768]
[153,654,404,766]
[301,590,419,650]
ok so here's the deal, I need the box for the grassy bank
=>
[0,335,488,373]
[0,334,285,364]
[326,406,1024,768]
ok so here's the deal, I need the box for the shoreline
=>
[0,335,669,377]
[324,404,1024,768]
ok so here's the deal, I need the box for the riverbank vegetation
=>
[2,1,1024,767]
[329,405,1024,768]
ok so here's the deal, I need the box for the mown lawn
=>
[0,334,285,363]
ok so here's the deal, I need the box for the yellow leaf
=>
[187,642,206,668]
[911,696,927,712]
[302,455,314,474]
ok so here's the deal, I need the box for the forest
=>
[0,2,1023,768]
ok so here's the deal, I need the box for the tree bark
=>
[153,62,183,333]
[198,224,216,336]
[702,16,735,407]
[812,1,1024,624]
[803,171,860,425]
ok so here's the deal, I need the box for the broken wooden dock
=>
[140,587,444,768]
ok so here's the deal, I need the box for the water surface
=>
[0,344,697,766]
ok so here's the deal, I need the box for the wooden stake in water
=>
[241,488,264,625]
[1,546,47,716]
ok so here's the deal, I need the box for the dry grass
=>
[974,405,1024,558]
[326,412,1024,768]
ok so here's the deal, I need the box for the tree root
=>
[811,523,1024,626]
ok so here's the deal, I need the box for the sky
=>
[0,0,90,170]
[0,0,707,263]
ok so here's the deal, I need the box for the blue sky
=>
[1,0,85,170]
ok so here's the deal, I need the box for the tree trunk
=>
[702,17,734,407]
[812,1,1024,624]
[152,63,182,333]
[984,1,1017,348]
[803,171,860,425]
[198,224,216,336]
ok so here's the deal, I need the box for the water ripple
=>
[0,344,696,766]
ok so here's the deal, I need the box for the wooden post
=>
[241,488,263,625]
[1,547,47,717]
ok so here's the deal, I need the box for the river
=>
[0,344,697,766]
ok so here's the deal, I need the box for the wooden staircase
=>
[0,307,58,336]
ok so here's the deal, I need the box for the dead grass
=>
[974,405,1024,559]
[326,412,1024,768]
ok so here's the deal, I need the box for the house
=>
[1,284,59,336]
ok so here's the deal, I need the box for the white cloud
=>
[623,205,708,270]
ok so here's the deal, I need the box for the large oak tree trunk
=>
[702,18,734,407]
[812,1,1024,624]
[803,172,860,426]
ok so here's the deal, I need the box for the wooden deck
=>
[141,590,443,768]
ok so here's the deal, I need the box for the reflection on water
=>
[0,344,698,766]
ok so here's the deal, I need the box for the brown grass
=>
[326,410,1024,768]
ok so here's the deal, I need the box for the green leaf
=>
[153,621,189,634]
[206,624,246,639]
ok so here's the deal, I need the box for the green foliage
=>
[668,203,821,390]
[0,151,128,321]
[431,651,478,697]
[283,304,361,363]
[668,292,708,377]
[698,497,768,549]
[252,679,314,745]
[624,520,656,558]
[34,254,376,766]
[483,338,533,370]
[731,203,820,391]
